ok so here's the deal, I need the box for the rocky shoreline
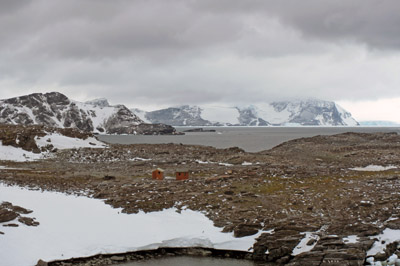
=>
[2,126,400,265]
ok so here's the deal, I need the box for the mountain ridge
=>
[0,92,176,135]
[133,99,359,126]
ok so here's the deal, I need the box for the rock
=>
[103,175,116,180]
[374,252,388,261]
[276,255,291,264]
[3,223,18,227]
[186,248,212,256]
[307,238,317,246]
[387,219,400,230]
[360,201,374,207]
[234,224,260,238]
[9,204,33,214]
[36,259,48,266]
[18,217,40,226]
[0,209,18,223]
[268,246,293,261]
[110,256,125,262]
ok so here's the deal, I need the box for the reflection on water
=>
[98,127,400,152]
[119,256,256,266]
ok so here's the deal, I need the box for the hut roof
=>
[176,169,189,173]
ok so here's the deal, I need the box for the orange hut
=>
[176,169,189,180]
[152,168,164,180]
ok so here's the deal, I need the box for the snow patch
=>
[0,166,27,170]
[343,235,359,244]
[367,228,400,257]
[129,157,152,162]
[349,165,397,172]
[0,183,262,266]
[0,141,43,162]
[35,133,107,150]
[219,163,233,167]
[195,160,210,164]
[292,232,319,256]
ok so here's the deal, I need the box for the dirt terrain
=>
[1,126,400,265]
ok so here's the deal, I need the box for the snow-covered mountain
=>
[134,99,359,126]
[0,92,176,134]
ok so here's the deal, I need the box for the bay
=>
[98,127,400,152]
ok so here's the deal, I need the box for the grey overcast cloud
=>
[1,0,400,122]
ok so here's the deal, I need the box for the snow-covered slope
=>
[134,99,359,126]
[0,92,145,134]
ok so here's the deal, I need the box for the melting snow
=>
[367,228,400,257]
[0,183,262,266]
[0,166,27,170]
[219,163,234,167]
[129,157,152,162]
[195,160,210,164]
[292,232,319,256]
[349,165,397,172]
[343,235,359,244]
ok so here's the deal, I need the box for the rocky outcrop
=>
[0,202,39,229]
[0,124,94,153]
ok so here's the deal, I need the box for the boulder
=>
[234,224,260,238]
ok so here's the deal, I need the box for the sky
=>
[0,0,399,122]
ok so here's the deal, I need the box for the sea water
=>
[98,127,400,152]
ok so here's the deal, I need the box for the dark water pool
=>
[118,256,258,266]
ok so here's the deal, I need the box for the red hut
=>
[152,168,164,180]
[176,169,189,180]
